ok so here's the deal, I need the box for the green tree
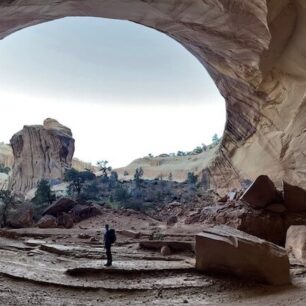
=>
[212,133,221,145]
[97,160,112,177]
[64,168,95,197]
[134,167,144,187]
[177,151,186,156]
[32,180,55,205]
[192,146,203,154]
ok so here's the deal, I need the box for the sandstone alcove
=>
[1,0,306,193]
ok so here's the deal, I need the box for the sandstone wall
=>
[10,119,75,194]
[1,1,306,194]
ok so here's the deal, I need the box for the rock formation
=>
[1,1,306,193]
[10,119,75,194]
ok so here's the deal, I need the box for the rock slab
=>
[195,225,290,285]
[240,175,281,208]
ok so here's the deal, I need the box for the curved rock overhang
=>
[0,0,304,193]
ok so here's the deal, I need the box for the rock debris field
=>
[0,212,304,305]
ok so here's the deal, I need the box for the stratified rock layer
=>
[1,1,306,193]
[10,119,75,194]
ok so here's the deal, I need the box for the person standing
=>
[104,224,116,266]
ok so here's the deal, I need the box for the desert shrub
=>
[0,164,10,174]
[150,232,165,241]
[79,180,100,201]
[0,189,12,205]
[192,146,203,155]
[187,172,198,185]
[109,171,118,189]
[168,172,173,181]
[112,184,131,204]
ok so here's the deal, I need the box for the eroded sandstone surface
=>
[0,1,305,194]
[10,118,75,194]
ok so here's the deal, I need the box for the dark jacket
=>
[104,230,111,248]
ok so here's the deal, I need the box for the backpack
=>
[108,229,116,244]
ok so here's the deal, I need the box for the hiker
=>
[104,224,116,266]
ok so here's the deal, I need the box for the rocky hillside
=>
[72,158,98,173]
[115,146,218,182]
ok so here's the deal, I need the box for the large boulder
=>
[43,197,76,217]
[37,215,57,228]
[285,225,306,266]
[70,203,101,222]
[166,215,178,226]
[195,226,290,285]
[6,202,33,228]
[240,175,281,209]
[57,212,74,229]
[10,118,75,194]
[283,181,306,212]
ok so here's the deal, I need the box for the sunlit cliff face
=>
[1,1,306,193]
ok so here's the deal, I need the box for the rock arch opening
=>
[0,1,306,194]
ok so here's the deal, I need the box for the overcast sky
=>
[0,17,225,168]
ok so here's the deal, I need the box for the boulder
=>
[265,203,286,213]
[37,215,57,228]
[285,225,306,266]
[57,213,74,229]
[166,215,178,226]
[283,181,306,212]
[195,225,290,285]
[70,203,101,222]
[161,245,171,256]
[117,230,140,239]
[240,175,281,209]
[6,202,33,228]
[43,197,76,217]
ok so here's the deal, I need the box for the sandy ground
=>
[0,210,305,305]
